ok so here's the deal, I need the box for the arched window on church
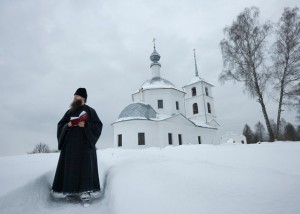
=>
[207,103,211,113]
[205,87,209,96]
[192,87,197,96]
[193,103,198,114]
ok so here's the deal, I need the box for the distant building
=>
[112,44,220,148]
[220,132,247,144]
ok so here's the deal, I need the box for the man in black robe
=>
[51,88,103,202]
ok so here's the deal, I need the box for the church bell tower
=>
[183,49,218,127]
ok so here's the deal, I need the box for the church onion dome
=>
[150,48,161,67]
[140,77,176,90]
[118,102,157,121]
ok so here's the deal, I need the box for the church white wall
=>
[184,81,213,97]
[132,89,185,116]
[203,83,213,97]
[113,118,220,149]
[159,119,219,146]
[113,120,162,149]
[185,97,207,121]
[205,97,217,122]
[132,92,140,103]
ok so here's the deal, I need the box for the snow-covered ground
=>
[0,142,300,214]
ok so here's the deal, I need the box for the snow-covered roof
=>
[140,77,176,90]
[118,102,157,121]
[116,109,217,130]
[183,76,214,87]
[190,119,217,129]
[151,114,173,121]
[116,104,175,123]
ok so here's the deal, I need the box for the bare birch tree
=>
[272,7,300,137]
[220,7,275,141]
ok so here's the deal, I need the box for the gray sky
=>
[0,0,299,156]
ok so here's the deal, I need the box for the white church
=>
[112,43,220,148]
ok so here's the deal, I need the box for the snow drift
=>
[0,142,300,214]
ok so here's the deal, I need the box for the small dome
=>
[118,103,157,120]
[150,48,161,62]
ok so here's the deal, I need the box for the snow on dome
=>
[118,102,157,121]
[140,77,176,90]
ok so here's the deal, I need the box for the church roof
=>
[183,76,214,88]
[115,111,217,130]
[118,102,157,120]
[140,77,176,90]
[189,118,218,129]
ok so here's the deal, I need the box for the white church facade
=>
[112,44,220,148]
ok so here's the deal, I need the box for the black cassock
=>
[52,104,103,194]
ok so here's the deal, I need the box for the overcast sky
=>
[0,0,299,156]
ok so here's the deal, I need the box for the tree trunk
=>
[276,81,285,139]
[252,67,275,142]
[259,96,275,141]
[276,49,289,140]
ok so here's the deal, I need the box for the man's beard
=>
[70,99,83,112]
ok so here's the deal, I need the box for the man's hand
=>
[68,122,72,127]
[78,121,85,128]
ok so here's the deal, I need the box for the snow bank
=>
[0,142,300,214]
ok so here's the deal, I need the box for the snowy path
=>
[0,142,300,214]
[0,153,111,214]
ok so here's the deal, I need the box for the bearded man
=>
[51,88,103,203]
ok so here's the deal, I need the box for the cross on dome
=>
[153,38,156,49]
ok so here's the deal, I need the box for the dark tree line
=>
[220,7,300,142]
[243,120,300,143]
